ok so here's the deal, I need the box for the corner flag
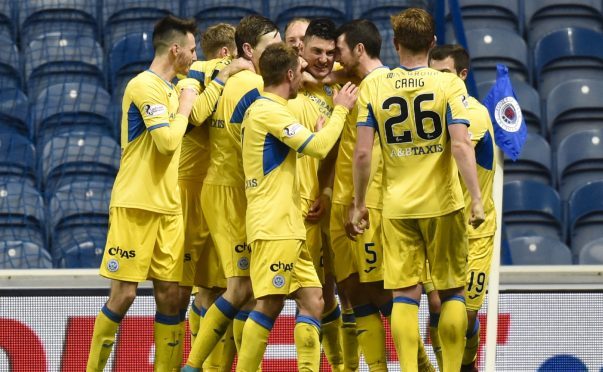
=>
[482,64,527,161]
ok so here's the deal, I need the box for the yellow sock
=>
[203,324,235,372]
[429,313,443,371]
[188,303,203,345]
[233,311,250,352]
[439,296,467,372]
[321,304,344,371]
[236,311,274,372]
[295,316,321,372]
[186,296,239,368]
[418,338,435,372]
[462,318,480,367]
[170,309,187,371]
[340,309,359,371]
[154,312,182,371]
[218,324,237,372]
[86,304,121,372]
[391,297,420,371]
[353,304,387,372]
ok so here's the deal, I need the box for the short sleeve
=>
[130,79,171,132]
[445,75,471,126]
[356,81,378,129]
[264,108,315,153]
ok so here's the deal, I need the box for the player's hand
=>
[177,87,197,117]
[314,115,326,131]
[217,57,253,81]
[469,199,485,229]
[345,204,369,241]
[306,194,330,223]
[333,82,358,110]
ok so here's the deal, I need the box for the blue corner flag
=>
[482,64,527,161]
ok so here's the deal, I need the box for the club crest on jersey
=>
[494,96,523,133]
[272,274,285,288]
[107,259,119,272]
[323,85,333,96]
[461,95,469,108]
[283,123,302,137]
[143,104,167,117]
[238,257,250,270]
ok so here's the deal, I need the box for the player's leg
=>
[321,273,345,371]
[424,280,443,371]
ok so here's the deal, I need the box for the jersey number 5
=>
[382,93,442,144]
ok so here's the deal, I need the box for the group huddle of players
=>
[85,7,495,372]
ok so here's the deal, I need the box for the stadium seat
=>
[40,135,120,195]
[103,0,179,48]
[0,133,36,186]
[24,34,105,100]
[503,180,563,240]
[0,38,21,90]
[0,0,15,40]
[534,28,603,99]
[524,0,603,47]
[271,0,347,31]
[478,79,542,135]
[445,0,520,40]
[31,82,113,147]
[545,79,603,149]
[55,227,106,268]
[352,0,430,22]
[463,28,529,84]
[108,32,154,95]
[504,134,552,186]
[0,240,52,269]
[0,182,46,247]
[578,237,603,264]
[182,0,262,37]
[19,0,99,48]
[557,129,603,201]
[378,26,398,68]
[508,236,572,265]
[568,181,603,259]
[0,88,29,136]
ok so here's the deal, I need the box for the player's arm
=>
[306,142,338,222]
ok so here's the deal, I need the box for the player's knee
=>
[225,278,253,306]
[108,287,136,314]
[298,288,324,319]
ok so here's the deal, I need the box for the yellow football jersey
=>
[333,66,389,209]
[111,70,186,214]
[288,83,337,201]
[204,70,263,187]
[463,96,497,238]
[243,92,348,242]
[356,66,470,219]
[178,58,226,182]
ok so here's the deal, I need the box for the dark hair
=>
[428,44,470,73]
[390,8,434,53]
[336,19,381,59]
[259,43,299,87]
[304,18,337,42]
[153,15,197,52]
[235,15,279,57]
[202,23,236,58]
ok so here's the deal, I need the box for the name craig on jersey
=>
[390,144,443,157]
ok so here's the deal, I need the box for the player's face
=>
[285,21,309,55]
[252,30,282,71]
[289,57,305,99]
[175,32,197,75]
[336,34,359,77]
[302,36,336,80]
[429,56,458,75]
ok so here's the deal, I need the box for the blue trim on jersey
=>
[235,310,251,321]
[213,78,225,86]
[353,304,380,318]
[215,296,239,319]
[263,132,289,176]
[467,317,480,337]
[442,294,466,304]
[146,69,174,89]
[296,315,321,331]
[322,305,342,324]
[155,312,180,325]
[379,300,393,317]
[446,104,470,126]
[127,102,145,142]
[200,307,207,317]
[249,311,275,331]
[357,103,378,129]
[191,303,202,316]
[297,134,314,153]
[342,312,356,324]
[148,123,169,131]
[475,129,494,170]
[230,88,261,124]
[393,296,420,307]
[101,304,123,323]
[430,312,440,327]
[398,65,427,71]
[187,70,206,88]
[179,308,187,322]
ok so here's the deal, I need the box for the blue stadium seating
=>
[31,82,113,147]
[578,237,603,264]
[24,34,105,100]
[503,180,563,240]
[19,0,99,48]
[557,129,603,201]
[445,0,520,40]
[568,181,603,260]
[40,134,120,195]
[504,134,552,186]
[352,0,430,22]
[534,28,603,99]
[103,0,179,47]
[0,182,46,248]
[524,0,603,47]
[0,0,15,40]
[0,37,21,90]
[0,240,52,269]
[271,0,347,31]
[464,28,529,84]
[0,88,29,136]
[508,236,572,265]
[378,26,398,68]
[546,79,603,149]
[56,227,106,268]
[0,133,36,186]
[182,0,262,37]
[108,32,154,95]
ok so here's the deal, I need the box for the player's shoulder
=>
[126,71,164,95]
[364,65,391,83]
